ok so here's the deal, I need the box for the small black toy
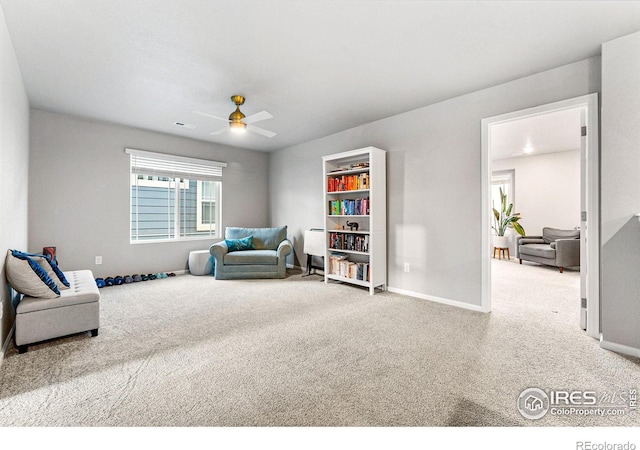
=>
[346,221,359,231]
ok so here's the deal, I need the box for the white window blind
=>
[126,148,225,242]
[126,148,226,181]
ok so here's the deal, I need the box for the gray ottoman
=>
[189,250,213,276]
[15,269,100,353]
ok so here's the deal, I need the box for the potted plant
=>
[492,187,525,248]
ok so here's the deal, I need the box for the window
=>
[491,169,515,213]
[196,180,217,231]
[127,149,226,242]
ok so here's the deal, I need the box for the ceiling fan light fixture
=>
[229,106,246,123]
[228,95,247,134]
[193,94,275,138]
[229,121,247,134]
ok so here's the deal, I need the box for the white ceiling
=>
[3,1,640,152]
[490,108,582,161]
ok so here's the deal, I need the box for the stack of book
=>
[328,253,370,281]
[327,173,370,192]
[328,233,369,252]
[328,197,369,215]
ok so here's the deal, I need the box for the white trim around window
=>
[126,148,226,243]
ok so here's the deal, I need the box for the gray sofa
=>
[210,226,292,280]
[517,227,580,273]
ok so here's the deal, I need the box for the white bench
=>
[15,270,100,353]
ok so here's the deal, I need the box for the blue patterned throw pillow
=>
[43,255,70,288]
[6,250,61,298]
[225,235,255,252]
[20,251,70,289]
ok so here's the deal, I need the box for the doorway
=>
[480,94,600,339]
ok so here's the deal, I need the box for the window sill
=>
[130,236,220,245]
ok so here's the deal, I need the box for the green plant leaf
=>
[503,216,517,227]
[512,221,526,236]
[491,188,525,237]
[491,187,525,236]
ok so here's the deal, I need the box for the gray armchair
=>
[210,226,292,280]
[517,227,580,273]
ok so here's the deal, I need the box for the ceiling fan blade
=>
[247,124,276,138]
[192,110,229,122]
[210,127,229,136]
[244,111,273,124]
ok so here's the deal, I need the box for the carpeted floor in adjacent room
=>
[0,260,638,426]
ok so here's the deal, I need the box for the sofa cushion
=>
[519,244,556,259]
[225,235,255,252]
[542,227,580,244]
[519,238,545,245]
[224,250,278,265]
[225,226,287,250]
[5,250,61,298]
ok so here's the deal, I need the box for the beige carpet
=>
[0,262,638,427]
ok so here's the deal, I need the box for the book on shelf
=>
[327,173,370,192]
[328,232,369,252]
[328,197,369,215]
[328,253,370,281]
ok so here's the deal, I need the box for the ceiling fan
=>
[192,95,276,138]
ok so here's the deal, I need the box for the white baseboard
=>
[387,286,488,313]
[600,339,640,358]
[0,323,15,369]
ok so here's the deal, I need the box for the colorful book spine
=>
[327,173,370,192]
[328,253,369,281]
[328,233,369,253]
[327,197,370,215]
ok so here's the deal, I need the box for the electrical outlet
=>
[404,263,410,273]
[95,256,102,265]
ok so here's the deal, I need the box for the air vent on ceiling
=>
[174,122,196,129]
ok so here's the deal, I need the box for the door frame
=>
[480,94,600,339]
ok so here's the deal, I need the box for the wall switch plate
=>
[95,256,102,265]
[404,263,410,272]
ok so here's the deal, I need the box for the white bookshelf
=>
[322,147,386,294]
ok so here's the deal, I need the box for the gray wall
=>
[601,31,640,352]
[270,57,600,307]
[0,7,29,348]
[492,150,581,237]
[29,109,269,278]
